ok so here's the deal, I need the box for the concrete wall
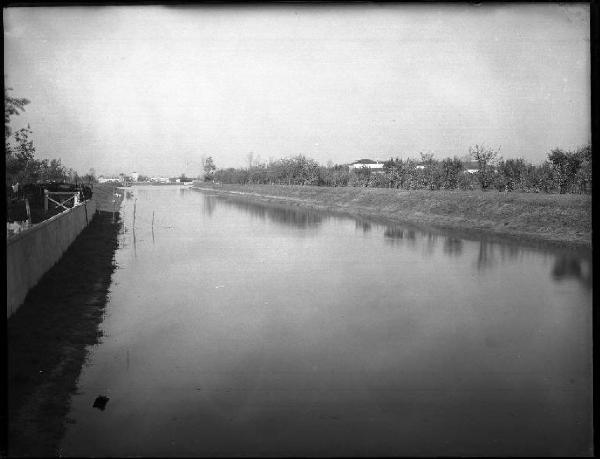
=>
[6,200,97,318]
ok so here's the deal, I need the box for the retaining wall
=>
[6,200,97,318]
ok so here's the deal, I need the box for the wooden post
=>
[44,189,48,214]
[112,185,116,223]
[152,211,155,244]
[133,199,136,228]
[25,198,31,224]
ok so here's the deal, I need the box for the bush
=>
[208,144,591,194]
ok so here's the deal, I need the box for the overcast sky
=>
[4,4,590,177]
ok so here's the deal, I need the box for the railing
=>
[44,190,81,213]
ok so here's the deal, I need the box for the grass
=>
[194,183,591,249]
[92,182,128,212]
[7,206,123,456]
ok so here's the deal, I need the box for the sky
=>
[4,4,590,177]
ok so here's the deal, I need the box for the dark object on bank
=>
[93,395,109,410]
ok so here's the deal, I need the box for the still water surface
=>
[60,185,592,456]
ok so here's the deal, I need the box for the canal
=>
[60,185,592,457]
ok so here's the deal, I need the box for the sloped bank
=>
[193,183,591,250]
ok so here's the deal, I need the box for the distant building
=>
[131,171,139,182]
[97,176,120,184]
[348,159,384,171]
[150,177,170,183]
[463,161,480,174]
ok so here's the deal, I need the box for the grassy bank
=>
[92,182,129,212]
[7,208,122,456]
[194,183,591,249]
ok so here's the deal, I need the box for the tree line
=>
[5,88,95,188]
[210,145,591,194]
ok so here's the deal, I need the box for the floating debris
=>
[93,395,110,411]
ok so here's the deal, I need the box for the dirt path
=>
[7,210,122,457]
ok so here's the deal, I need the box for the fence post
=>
[25,198,31,224]
[44,189,48,214]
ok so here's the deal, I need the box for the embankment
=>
[193,183,591,249]
[7,200,97,318]
[7,184,124,457]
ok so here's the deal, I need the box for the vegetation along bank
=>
[193,183,591,250]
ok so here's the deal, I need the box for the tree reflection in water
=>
[355,219,372,234]
[212,196,324,229]
[384,226,417,248]
[476,239,495,271]
[552,254,593,289]
[202,195,216,217]
[498,243,521,262]
[422,233,438,257]
[443,237,463,257]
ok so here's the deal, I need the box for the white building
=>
[150,177,170,183]
[131,171,139,182]
[98,176,120,184]
[348,159,384,171]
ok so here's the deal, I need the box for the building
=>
[150,177,170,184]
[463,161,480,174]
[131,171,139,182]
[97,176,120,184]
[348,159,385,171]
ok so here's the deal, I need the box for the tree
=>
[439,157,464,189]
[547,147,583,193]
[82,168,97,184]
[6,125,36,184]
[470,144,501,190]
[203,156,216,181]
[419,152,440,189]
[47,158,67,182]
[573,144,592,193]
[5,87,30,139]
[5,88,34,184]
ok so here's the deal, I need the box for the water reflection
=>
[202,195,216,217]
[384,225,417,247]
[476,239,496,271]
[552,254,593,289]
[205,191,592,292]
[497,243,521,262]
[355,219,372,234]
[443,237,463,256]
[211,195,324,229]
[59,186,592,457]
[132,227,137,258]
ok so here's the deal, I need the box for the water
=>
[60,185,592,457]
